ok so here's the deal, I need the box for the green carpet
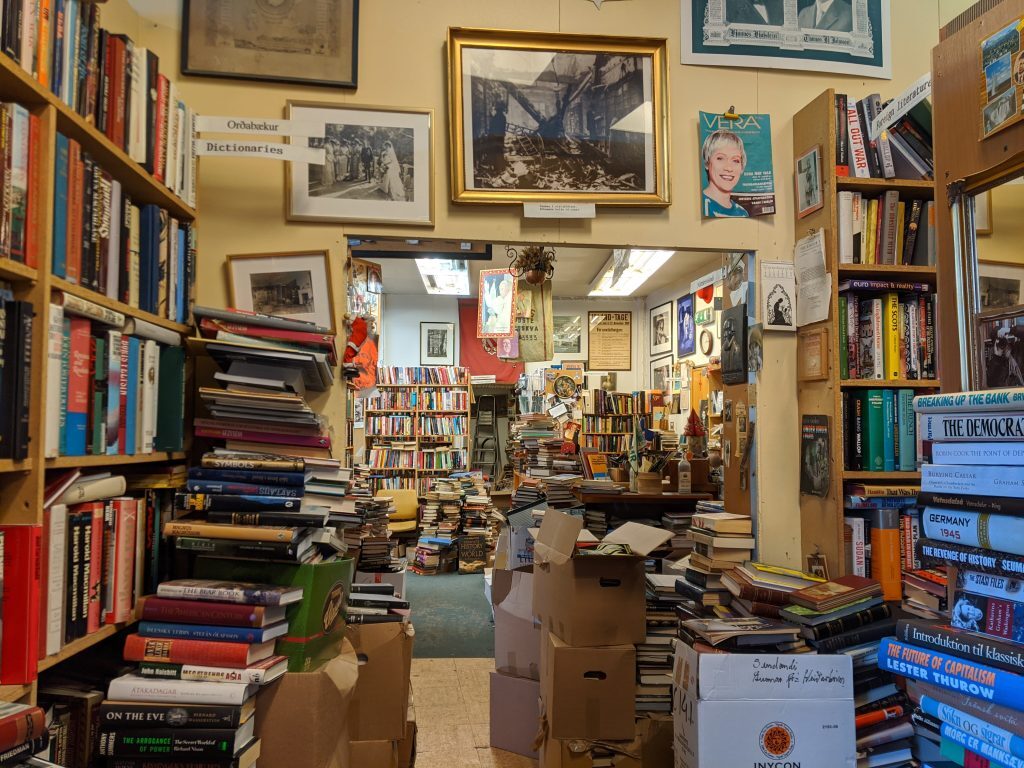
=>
[407,572,494,658]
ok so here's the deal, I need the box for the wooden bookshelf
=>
[0,458,32,474]
[0,685,33,703]
[794,89,939,576]
[46,451,188,469]
[0,257,38,282]
[52,277,192,333]
[38,621,138,672]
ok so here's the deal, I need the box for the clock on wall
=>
[700,329,714,356]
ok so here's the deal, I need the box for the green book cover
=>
[864,389,885,471]
[897,388,916,472]
[838,295,848,379]
[155,345,185,451]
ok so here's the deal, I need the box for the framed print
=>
[553,314,582,354]
[676,294,696,357]
[588,311,632,371]
[649,302,673,356]
[286,102,433,226]
[761,261,796,332]
[650,355,673,391]
[447,27,670,205]
[721,304,748,385]
[682,0,892,80]
[421,322,455,366]
[477,269,518,338]
[228,250,335,331]
[795,145,823,218]
[982,313,1024,388]
[798,327,829,381]
[182,0,359,88]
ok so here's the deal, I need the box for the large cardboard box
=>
[354,565,407,599]
[397,690,416,768]
[345,621,415,741]
[256,638,359,768]
[489,671,540,758]
[541,631,636,741]
[196,557,354,672]
[349,741,398,768]
[532,511,669,647]
[672,641,856,768]
[493,566,541,680]
[538,716,672,768]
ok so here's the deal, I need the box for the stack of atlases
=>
[345,583,409,625]
[99,580,301,767]
[877,388,1024,768]
[638,574,685,714]
[0,703,48,764]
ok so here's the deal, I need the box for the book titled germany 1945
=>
[922,509,1024,557]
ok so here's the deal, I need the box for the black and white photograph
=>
[983,88,1017,137]
[983,315,1024,389]
[795,145,823,218]
[448,28,669,205]
[980,275,1021,309]
[650,355,673,392]
[287,102,433,225]
[553,315,582,354]
[420,322,456,366]
[682,0,892,79]
[649,302,673,356]
[228,250,335,331]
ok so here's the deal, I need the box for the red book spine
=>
[117,335,128,454]
[0,526,42,684]
[0,707,46,751]
[123,634,254,668]
[88,505,104,633]
[139,597,267,628]
[65,141,82,283]
[153,75,168,183]
[24,113,39,268]
[198,318,335,349]
[106,498,137,624]
[738,583,789,606]
[67,316,91,447]
[193,426,330,449]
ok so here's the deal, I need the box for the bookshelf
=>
[580,391,653,455]
[794,89,939,576]
[0,31,197,703]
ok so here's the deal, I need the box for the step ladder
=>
[471,394,501,479]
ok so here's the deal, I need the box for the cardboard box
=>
[397,692,416,768]
[196,557,354,672]
[494,517,538,570]
[345,621,415,741]
[493,566,541,680]
[349,741,398,768]
[256,638,359,768]
[532,511,670,647]
[489,671,540,758]
[541,631,636,741]
[672,641,856,768]
[538,717,672,768]
[354,565,407,599]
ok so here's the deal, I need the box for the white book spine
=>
[923,508,1024,556]
[45,304,64,458]
[914,389,1024,414]
[152,662,274,685]
[59,291,125,327]
[143,341,158,452]
[60,475,127,505]
[931,442,1024,465]
[164,83,178,191]
[19,0,36,79]
[838,191,853,264]
[919,412,1024,443]
[844,516,866,576]
[847,106,870,178]
[130,47,148,164]
[922,463,1024,499]
[871,298,884,379]
[46,505,68,656]
[908,301,920,379]
[133,498,145,608]
[961,570,1024,602]
[107,675,251,705]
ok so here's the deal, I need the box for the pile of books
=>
[345,583,409,625]
[686,510,755,580]
[409,536,457,576]
[0,702,48,763]
[540,474,578,508]
[345,495,395,570]
[834,91,932,182]
[638,574,685,713]
[879,388,1024,767]
[99,580,300,766]
[719,561,825,621]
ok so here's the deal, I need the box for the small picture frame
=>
[228,250,335,332]
[795,145,824,219]
[650,355,673,391]
[477,269,517,339]
[798,326,829,381]
[420,322,455,366]
[650,302,673,357]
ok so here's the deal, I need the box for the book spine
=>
[919,538,1024,578]
[847,293,859,379]
[931,442,1024,465]
[0,526,42,684]
[896,619,1024,676]
[915,390,1024,414]
[844,515,867,576]
[864,390,884,471]
[139,599,265,628]
[187,468,306,487]
[952,589,1024,645]
[882,389,896,472]
[125,336,139,455]
[98,701,241,729]
[918,491,1024,516]
[847,105,870,178]
[98,728,237,758]
[898,389,916,471]
[838,295,849,378]
[883,293,900,379]
[173,536,304,560]
[65,512,82,643]
[808,604,890,640]
[138,621,273,644]
[910,680,1024,738]
[117,334,128,452]
[184,480,302,497]
[205,510,325,528]
[924,464,1024,499]
[104,330,121,454]
[941,721,1024,764]
[812,619,895,652]
[156,584,290,606]
[105,677,249,706]
[193,425,329,448]
[919,412,1024,443]
[108,498,137,624]
[923,508,1024,556]
[173,493,300,513]
[0,706,46,751]
[45,505,67,656]
[87,506,103,633]
[961,570,1024,602]
[122,635,254,668]
[835,93,849,176]
[872,508,902,601]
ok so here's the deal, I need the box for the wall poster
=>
[699,111,775,218]
[588,311,633,371]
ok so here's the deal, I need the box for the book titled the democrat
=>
[921,695,1024,759]
[923,464,1024,500]
[914,388,1024,413]
[878,638,1024,709]
[919,412,1024,442]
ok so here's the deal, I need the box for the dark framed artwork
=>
[676,294,696,357]
[182,0,360,89]
[421,322,455,366]
[721,303,748,384]
[649,302,672,357]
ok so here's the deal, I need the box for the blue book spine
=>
[185,480,304,498]
[883,389,896,472]
[942,722,1024,768]
[187,468,307,487]
[137,621,274,644]
[176,228,186,324]
[63,0,78,105]
[58,317,70,455]
[878,638,1024,710]
[125,336,140,455]
[898,389,916,471]
[921,695,1024,760]
[138,207,152,313]
[51,0,66,96]
[52,134,69,278]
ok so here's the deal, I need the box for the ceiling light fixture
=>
[588,249,674,296]
[415,258,470,295]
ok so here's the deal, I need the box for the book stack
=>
[876,389,1024,767]
[409,536,457,576]
[0,104,41,270]
[686,510,755,580]
[540,474,578,508]
[0,281,33,460]
[638,574,685,714]
[836,193,935,267]
[673,554,732,613]
[46,295,188,460]
[0,703,48,764]
[346,495,395,571]
[97,580,301,767]
[345,583,409,625]
[719,561,825,622]
[676,616,803,653]
[833,91,933,182]
[510,476,544,508]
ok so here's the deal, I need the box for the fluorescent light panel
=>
[589,249,675,296]
[416,258,470,295]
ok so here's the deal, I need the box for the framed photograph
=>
[649,302,673,356]
[650,355,673,391]
[228,250,335,331]
[421,322,455,366]
[798,327,829,381]
[286,102,433,226]
[447,27,670,205]
[588,311,633,371]
[982,313,1024,388]
[477,269,518,339]
[676,294,696,357]
[976,190,993,235]
[682,0,892,79]
[795,145,824,218]
[721,304,748,385]
[553,315,582,354]
[761,261,796,332]
[182,0,359,88]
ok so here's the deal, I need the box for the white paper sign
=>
[194,140,325,164]
[195,116,326,138]
[794,230,832,328]
[690,268,723,294]
[760,260,796,332]
[523,202,597,219]
[869,73,931,139]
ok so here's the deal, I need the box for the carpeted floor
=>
[408,572,494,658]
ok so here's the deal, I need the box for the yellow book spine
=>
[894,202,906,266]
[865,200,878,265]
[884,292,901,380]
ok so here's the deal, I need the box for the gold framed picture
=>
[227,250,336,332]
[797,326,829,381]
[447,27,670,206]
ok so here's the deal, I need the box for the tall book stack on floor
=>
[676,511,756,608]
[878,388,1024,768]
[97,580,301,768]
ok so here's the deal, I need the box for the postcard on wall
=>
[588,311,633,371]
[682,0,892,80]
[760,261,796,332]
[979,18,1024,139]
[699,112,775,218]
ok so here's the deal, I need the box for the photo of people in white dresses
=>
[478,270,517,338]
[308,124,415,203]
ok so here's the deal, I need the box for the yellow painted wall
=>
[978,185,1024,265]
[111,0,945,567]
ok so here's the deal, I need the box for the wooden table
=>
[573,490,713,518]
